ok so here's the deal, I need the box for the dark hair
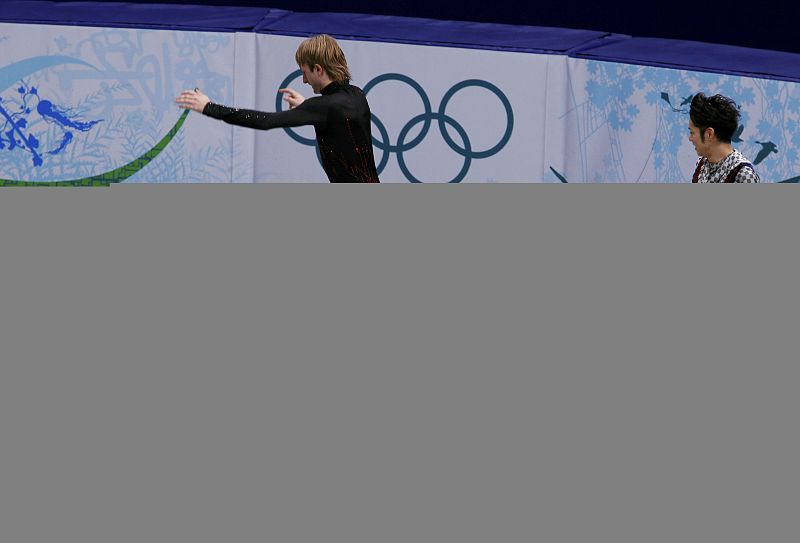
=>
[689,93,740,143]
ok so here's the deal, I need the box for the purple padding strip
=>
[571,37,800,83]
[0,1,286,31]
[254,11,616,54]
[2,2,799,81]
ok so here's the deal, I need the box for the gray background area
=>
[1,185,798,543]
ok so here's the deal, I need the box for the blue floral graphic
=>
[1,80,101,167]
[567,60,800,182]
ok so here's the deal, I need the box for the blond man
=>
[177,34,379,183]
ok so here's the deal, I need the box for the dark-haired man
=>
[689,93,760,183]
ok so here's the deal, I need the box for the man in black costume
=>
[177,34,379,183]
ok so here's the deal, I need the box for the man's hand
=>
[175,88,211,113]
[279,88,305,109]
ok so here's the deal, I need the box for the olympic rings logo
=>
[276,71,514,183]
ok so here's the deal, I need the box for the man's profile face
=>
[301,64,325,94]
[688,120,709,157]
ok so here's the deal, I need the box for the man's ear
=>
[705,127,715,141]
[314,64,324,75]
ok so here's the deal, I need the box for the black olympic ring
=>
[276,71,514,183]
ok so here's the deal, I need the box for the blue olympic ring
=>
[276,71,513,183]
[277,69,392,171]
[363,73,433,153]
[276,69,316,147]
[439,79,514,160]
[397,112,472,183]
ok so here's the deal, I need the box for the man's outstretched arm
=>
[175,88,325,130]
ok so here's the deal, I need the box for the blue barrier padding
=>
[572,37,800,83]
[0,1,286,31]
[254,11,618,54]
[2,1,800,81]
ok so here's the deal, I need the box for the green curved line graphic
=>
[1,110,190,186]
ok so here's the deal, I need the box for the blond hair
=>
[295,34,352,83]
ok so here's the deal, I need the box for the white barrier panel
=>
[2,21,798,182]
[549,59,800,183]
[0,22,236,184]
[239,34,553,183]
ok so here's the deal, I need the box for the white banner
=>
[0,22,236,184]
[2,22,798,183]
[549,59,800,183]
[237,34,551,183]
